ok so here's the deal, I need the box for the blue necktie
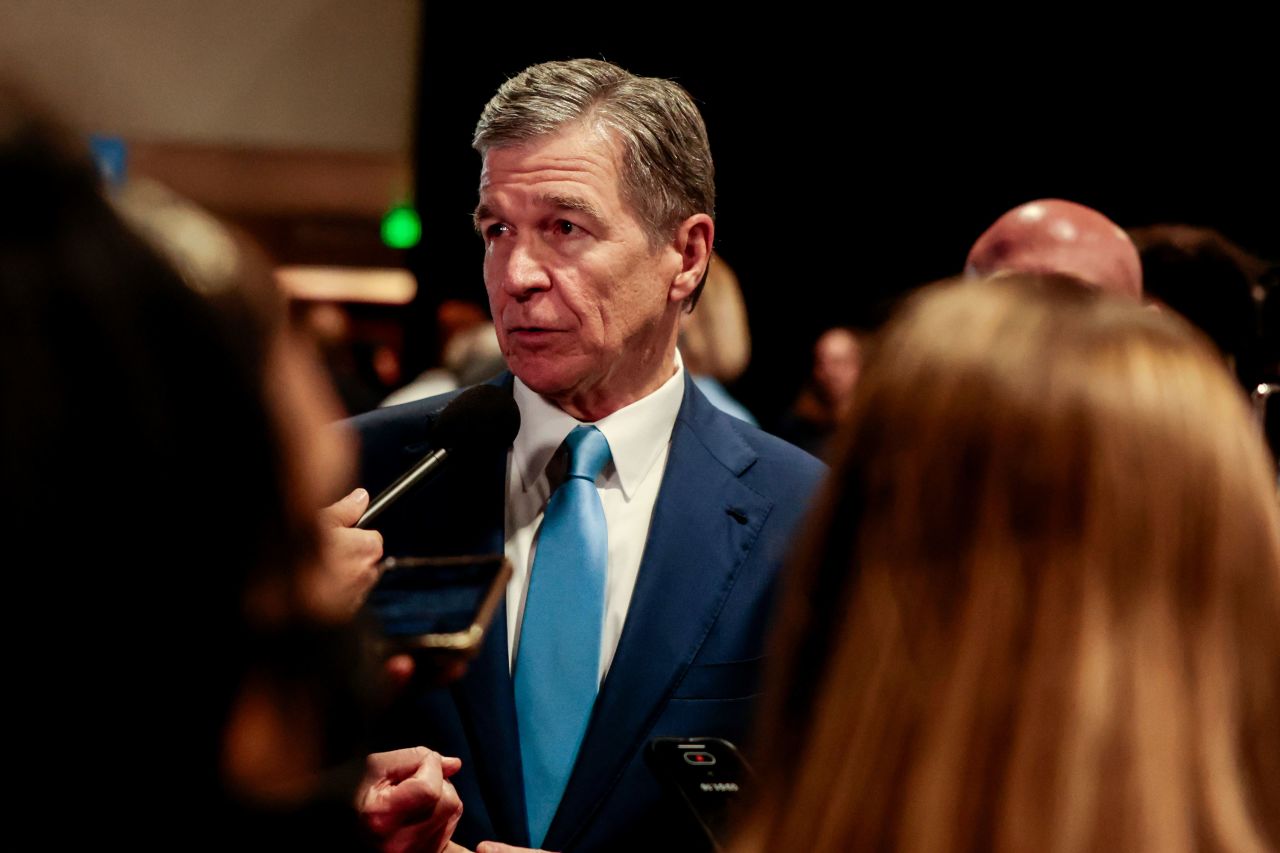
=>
[514,425,612,846]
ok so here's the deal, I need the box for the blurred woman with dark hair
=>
[738,276,1280,852]
[1,88,460,849]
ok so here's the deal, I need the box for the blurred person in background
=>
[293,300,405,418]
[1129,224,1270,393]
[738,275,1280,853]
[382,300,506,408]
[777,326,862,459]
[966,198,1143,299]
[678,251,756,424]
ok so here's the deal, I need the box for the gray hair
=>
[473,58,715,253]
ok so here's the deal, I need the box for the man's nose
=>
[496,237,551,298]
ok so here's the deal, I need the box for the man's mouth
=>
[507,326,564,342]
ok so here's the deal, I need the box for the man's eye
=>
[553,220,578,236]
[484,223,509,239]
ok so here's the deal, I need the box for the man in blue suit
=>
[350,59,823,852]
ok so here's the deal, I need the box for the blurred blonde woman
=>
[739,275,1280,853]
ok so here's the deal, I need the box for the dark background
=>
[410,20,1278,427]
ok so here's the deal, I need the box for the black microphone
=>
[356,385,520,529]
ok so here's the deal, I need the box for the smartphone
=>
[365,553,511,662]
[645,736,754,851]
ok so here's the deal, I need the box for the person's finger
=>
[436,781,465,853]
[320,487,369,528]
[379,749,445,813]
[363,745,433,787]
[329,526,383,562]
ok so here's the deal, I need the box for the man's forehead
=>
[476,132,634,223]
[479,123,621,185]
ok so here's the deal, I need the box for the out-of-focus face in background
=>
[813,327,861,409]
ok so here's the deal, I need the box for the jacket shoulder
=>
[734,419,827,500]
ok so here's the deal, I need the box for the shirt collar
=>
[511,351,686,500]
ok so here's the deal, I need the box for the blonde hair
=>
[679,252,751,381]
[744,275,1280,853]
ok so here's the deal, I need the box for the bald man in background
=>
[966,198,1143,299]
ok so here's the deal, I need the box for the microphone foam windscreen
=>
[431,384,521,451]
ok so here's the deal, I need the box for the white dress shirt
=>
[505,354,686,684]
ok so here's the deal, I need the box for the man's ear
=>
[668,214,714,305]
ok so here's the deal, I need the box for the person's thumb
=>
[321,487,369,528]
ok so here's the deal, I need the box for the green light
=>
[381,204,421,249]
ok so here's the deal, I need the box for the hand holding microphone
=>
[312,385,520,626]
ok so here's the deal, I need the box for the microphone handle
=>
[356,448,449,529]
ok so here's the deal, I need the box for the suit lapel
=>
[543,377,773,850]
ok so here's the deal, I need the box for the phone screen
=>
[366,554,508,647]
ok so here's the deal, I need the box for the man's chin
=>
[509,361,577,400]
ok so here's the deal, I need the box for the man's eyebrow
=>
[539,193,604,224]
[472,195,605,232]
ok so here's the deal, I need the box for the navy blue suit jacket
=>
[350,373,824,852]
